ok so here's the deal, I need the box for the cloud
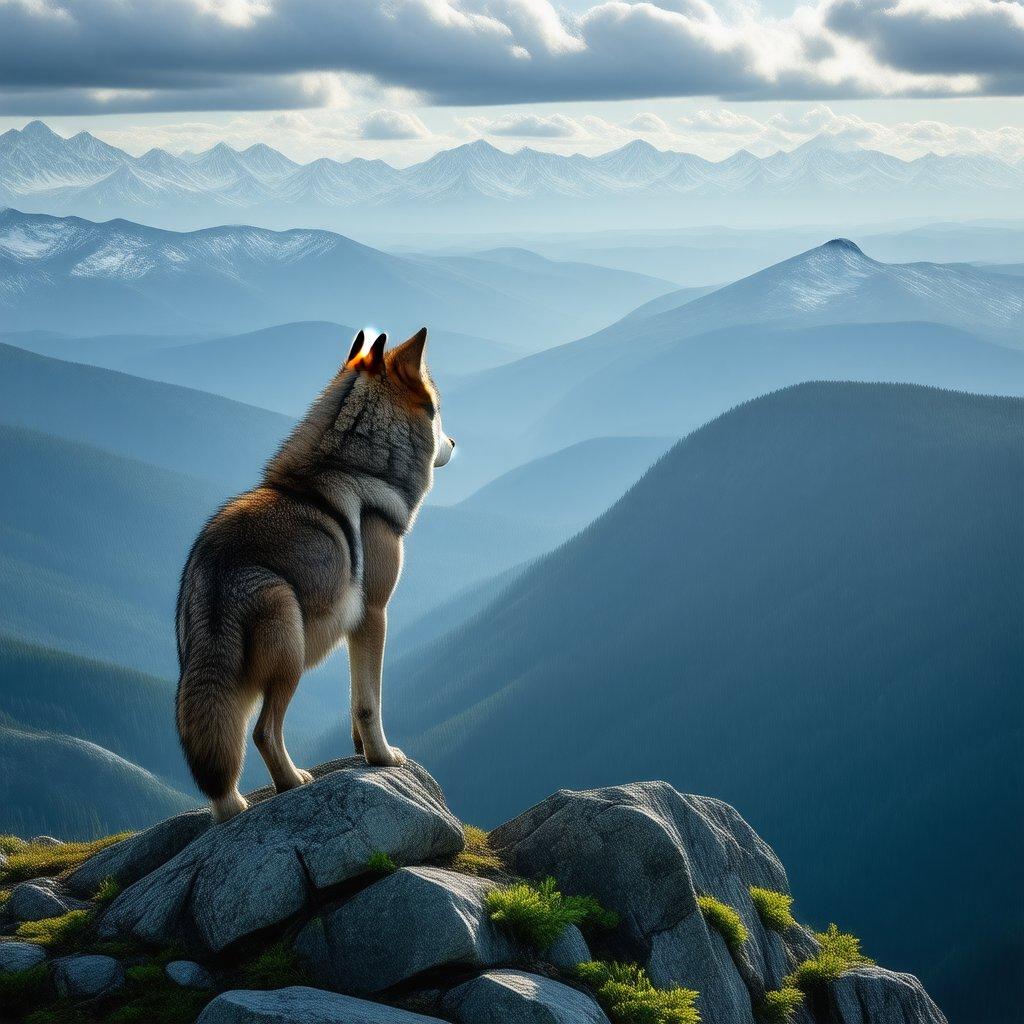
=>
[826,0,1024,89]
[464,112,586,137]
[626,113,672,133]
[354,109,429,140]
[0,0,1020,116]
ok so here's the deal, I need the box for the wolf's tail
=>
[175,649,250,805]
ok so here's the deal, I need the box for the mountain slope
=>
[0,342,292,491]
[0,714,193,841]
[0,208,672,346]
[382,382,1023,1024]
[442,244,1024,492]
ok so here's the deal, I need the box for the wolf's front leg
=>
[347,606,405,767]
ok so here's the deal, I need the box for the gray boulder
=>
[6,878,90,922]
[53,954,124,999]
[166,959,215,989]
[196,987,448,1023]
[0,941,47,974]
[101,760,463,954]
[445,969,611,1024]
[830,966,949,1024]
[491,782,796,1024]
[67,809,212,898]
[296,866,520,995]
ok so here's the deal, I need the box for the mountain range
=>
[376,381,1023,1024]
[0,207,672,346]
[442,238,1024,494]
[3,121,1021,231]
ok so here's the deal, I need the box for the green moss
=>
[365,851,398,875]
[760,986,805,1023]
[0,963,51,1018]
[23,1003,89,1024]
[16,909,92,950]
[92,876,121,904]
[784,924,873,992]
[452,825,505,877]
[576,960,700,1024]
[748,887,795,933]
[486,877,618,951]
[106,963,212,1024]
[241,941,308,990]
[697,896,748,954]
[0,833,132,885]
[0,888,10,909]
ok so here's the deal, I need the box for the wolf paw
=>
[365,745,407,768]
[296,768,314,785]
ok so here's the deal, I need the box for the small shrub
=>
[749,887,795,933]
[697,896,748,954]
[365,851,398,875]
[16,909,92,950]
[241,941,308,989]
[486,877,618,951]
[0,963,50,1018]
[760,986,805,1024]
[93,876,121,903]
[452,825,504,876]
[784,923,873,992]
[577,960,700,1024]
[0,833,132,884]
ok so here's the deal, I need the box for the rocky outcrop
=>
[830,967,947,1024]
[0,940,47,973]
[53,954,124,999]
[197,987,448,1023]
[1,760,947,1024]
[444,969,611,1024]
[99,759,463,954]
[491,782,793,1022]
[6,878,90,922]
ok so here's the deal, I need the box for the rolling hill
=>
[0,714,194,841]
[375,382,1023,1024]
[0,208,672,347]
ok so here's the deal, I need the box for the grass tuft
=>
[92,876,121,903]
[0,833,132,885]
[576,960,700,1024]
[784,923,873,991]
[697,895,748,954]
[486,876,618,951]
[241,941,308,990]
[16,909,92,950]
[452,825,504,876]
[365,851,398,875]
[0,964,51,1019]
[748,887,795,933]
[0,888,10,910]
[760,986,805,1023]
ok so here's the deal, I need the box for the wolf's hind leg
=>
[250,584,311,793]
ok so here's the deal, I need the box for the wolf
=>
[175,327,454,821]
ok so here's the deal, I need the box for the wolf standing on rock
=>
[175,328,454,821]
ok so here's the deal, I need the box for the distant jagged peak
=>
[19,119,61,141]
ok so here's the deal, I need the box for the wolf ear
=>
[347,331,386,374]
[345,329,365,365]
[389,327,428,379]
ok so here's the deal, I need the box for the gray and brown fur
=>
[175,327,454,821]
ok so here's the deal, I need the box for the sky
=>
[0,0,1022,165]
